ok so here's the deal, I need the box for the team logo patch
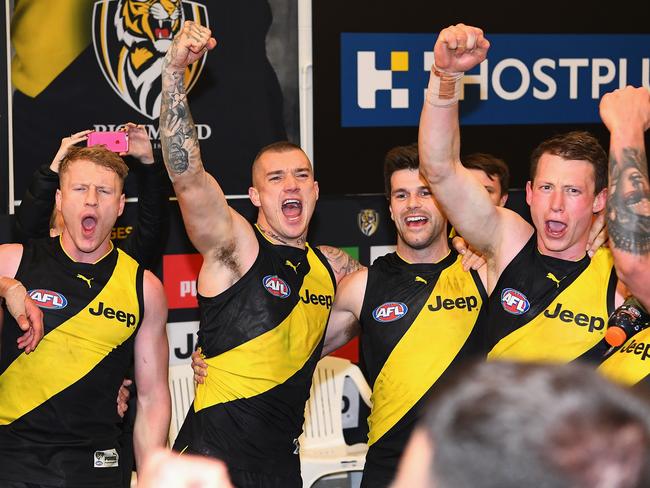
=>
[94,448,119,468]
[92,0,209,119]
[500,288,530,315]
[28,289,68,310]
[358,209,379,236]
[263,275,291,298]
[373,302,408,322]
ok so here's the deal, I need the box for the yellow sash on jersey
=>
[488,248,613,363]
[368,259,482,445]
[0,250,140,425]
[195,245,334,411]
[598,328,650,386]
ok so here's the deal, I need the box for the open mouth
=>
[405,215,429,227]
[82,216,97,236]
[282,199,303,221]
[545,220,567,237]
[153,19,174,40]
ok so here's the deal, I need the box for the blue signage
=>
[341,33,650,127]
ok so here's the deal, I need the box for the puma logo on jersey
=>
[546,273,564,288]
[77,274,94,288]
[89,301,137,327]
[285,260,300,273]
[415,276,428,285]
[543,303,605,333]
[428,295,479,312]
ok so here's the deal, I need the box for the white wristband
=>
[426,64,463,107]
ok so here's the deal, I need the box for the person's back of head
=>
[422,361,650,488]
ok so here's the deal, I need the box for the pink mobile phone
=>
[87,131,129,153]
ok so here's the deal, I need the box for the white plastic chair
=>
[300,356,372,488]
[168,363,196,447]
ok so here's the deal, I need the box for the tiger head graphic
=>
[92,0,207,119]
[114,0,182,55]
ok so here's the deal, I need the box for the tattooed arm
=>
[600,86,650,310]
[317,245,365,284]
[160,22,257,292]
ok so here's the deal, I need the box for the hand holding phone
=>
[87,131,129,153]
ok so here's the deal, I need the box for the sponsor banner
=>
[167,321,200,365]
[342,33,650,127]
[163,253,202,309]
[9,0,297,201]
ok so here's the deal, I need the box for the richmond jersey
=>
[0,237,143,488]
[598,327,650,388]
[359,251,487,487]
[487,234,616,363]
[174,227,336,479]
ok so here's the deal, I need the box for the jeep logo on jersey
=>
[428,295,479,312]
[300,289,333,309]
[373,302,408,322]
[544,303,605,333]
[28,289,68,310]
[263,275,291,298]
[89,302,137,327]
[501,288,530,315]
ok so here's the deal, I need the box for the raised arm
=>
[599,86,650,310]
[160,21,254,267]
[321,268,366,356]
[419,25,530,264]
[133,271,171,469]
[119,123,170,268]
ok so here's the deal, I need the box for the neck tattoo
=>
[258,225,305,247]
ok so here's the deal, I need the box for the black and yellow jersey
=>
[598,328,650,387]
[487,234,615,363]
[358,251,487,488]
[0,237,143,488]
[173,226,335,478]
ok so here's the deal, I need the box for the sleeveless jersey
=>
[174,227,336,477]
[0,237,143,488]
[598,327,650,387]
[487,234,616,363]
[358,251,487,487]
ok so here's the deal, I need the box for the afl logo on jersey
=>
[263,275,291,298]
[28,289,68,310]
[373,302,408,323]
[501,288,530,315]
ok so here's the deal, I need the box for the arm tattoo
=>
[160,56,201,176]
[607,147,650,255]
[319,246,365,278]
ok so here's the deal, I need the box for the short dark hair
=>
[530,131,607,195]
[423,361,650,488]
[253,141,304,166]
[462,152,510,196]
[384,143,419,196]
[60,146,128,188]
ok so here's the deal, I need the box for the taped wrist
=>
[426,64,463,107]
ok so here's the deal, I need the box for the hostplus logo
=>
[341,33,650,127]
